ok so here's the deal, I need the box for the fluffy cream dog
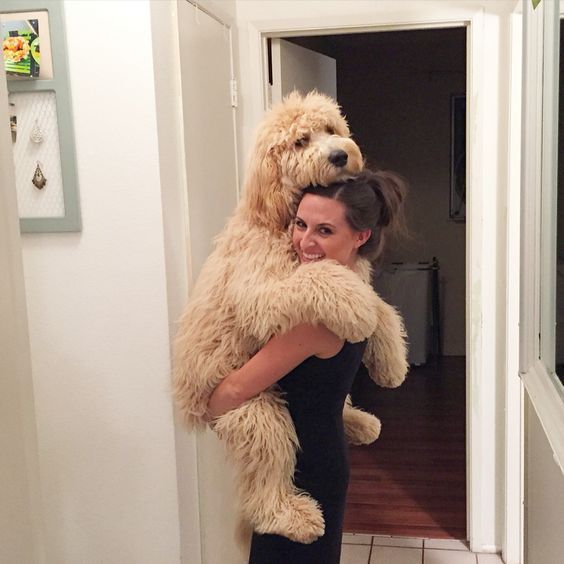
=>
[173,91,407,544]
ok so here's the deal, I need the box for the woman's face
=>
[292,194,370,268]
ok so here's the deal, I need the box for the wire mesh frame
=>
[3,0,81,232]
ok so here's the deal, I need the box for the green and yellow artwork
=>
[2,18,40,78]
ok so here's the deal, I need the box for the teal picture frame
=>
[2,0,81,232]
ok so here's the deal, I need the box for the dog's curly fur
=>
[173,91,408,544]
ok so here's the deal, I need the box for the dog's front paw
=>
[344,406,381,445]
[364,301,409,388]
[295,260,381,342]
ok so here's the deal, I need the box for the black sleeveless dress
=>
[248,340,367,564]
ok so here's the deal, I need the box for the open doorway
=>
[277,28,468,540]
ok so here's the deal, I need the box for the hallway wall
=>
[18,2,181,562]
[0,67,43,564]
[525,399,564,563]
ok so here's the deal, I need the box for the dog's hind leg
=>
[212,390,325,544]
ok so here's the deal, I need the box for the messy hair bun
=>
[302,169,408,261]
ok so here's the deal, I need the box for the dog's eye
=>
[295,135,310,148]
[326,126,335,135]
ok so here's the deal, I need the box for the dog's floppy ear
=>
[243,143,292,230]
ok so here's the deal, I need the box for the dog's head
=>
[242,90,364,231]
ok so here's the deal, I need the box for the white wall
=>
[525,399,564,563]
[18,1,181,562]
[0,71,44,564]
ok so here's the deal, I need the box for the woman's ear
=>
[356,229,372,248]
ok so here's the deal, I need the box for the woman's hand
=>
[206,377,242,420]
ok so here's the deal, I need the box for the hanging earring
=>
[9,102,17,143]
[32,161,47,189]
[30,119,44,143]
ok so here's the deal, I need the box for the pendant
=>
[30,119,44,143]
[32,162,47,189]
[9,102,17,143]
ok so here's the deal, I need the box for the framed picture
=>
[450,94,466,222]
[2,17,41,78]
[1,9,53,79]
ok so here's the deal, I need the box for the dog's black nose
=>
[328,149,348,168]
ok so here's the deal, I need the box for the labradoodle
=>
[173,91,407,544]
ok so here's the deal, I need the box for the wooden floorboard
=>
[344,356,466,540]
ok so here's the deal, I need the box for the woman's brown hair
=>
[302,169,408,261]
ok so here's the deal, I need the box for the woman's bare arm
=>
[207,323,342,418]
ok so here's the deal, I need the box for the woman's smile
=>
[301,251,325,262]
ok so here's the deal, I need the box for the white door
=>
[270,38,337,105]
[176,4,241,564]
[178,2,239,278]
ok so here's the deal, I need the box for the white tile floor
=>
[341,534,505,564]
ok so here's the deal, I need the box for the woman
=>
[208,170,407,564]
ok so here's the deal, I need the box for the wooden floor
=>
[344,356,466,540]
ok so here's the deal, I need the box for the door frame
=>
[246,1,521,557]
[504,8,525,564]
[154,2,241,563]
